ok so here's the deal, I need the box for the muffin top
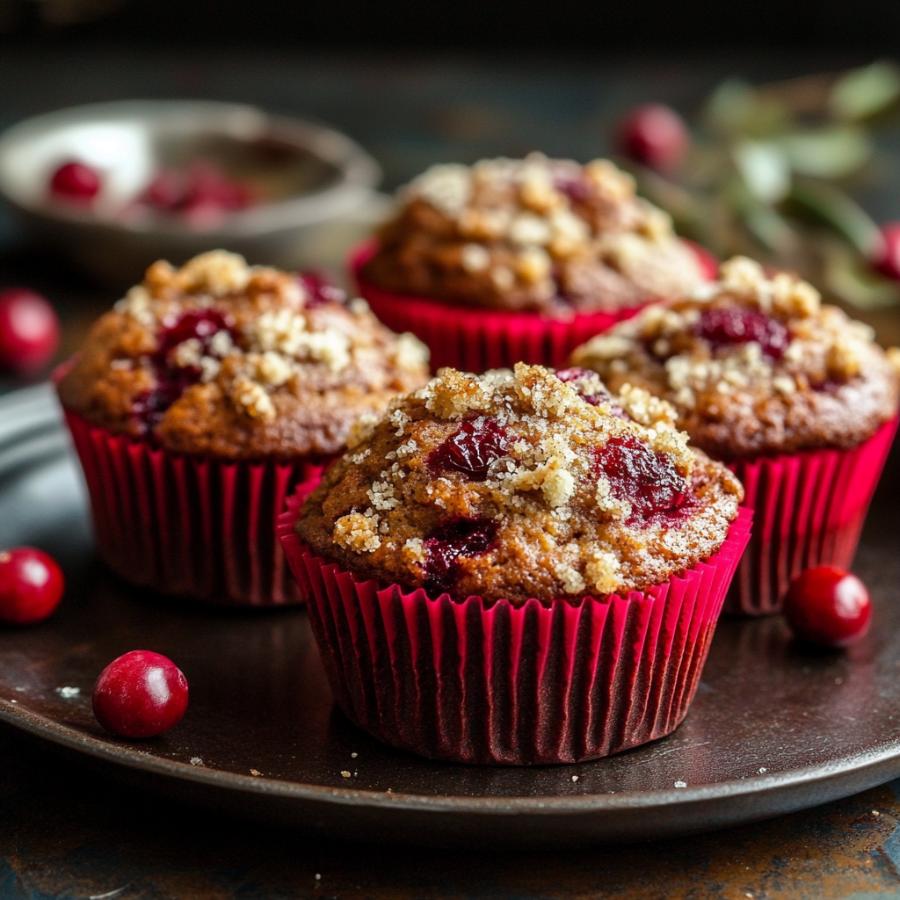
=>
[361,154,705,315]
[296,363,743,603]
[572,257,900,458]
[58,251,430,460]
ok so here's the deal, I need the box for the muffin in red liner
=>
[56,251,429,606]
[354,155,710,371]
[280,364,749,763]
[573,257,900,615]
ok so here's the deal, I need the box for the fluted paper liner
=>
[725,417,897,616]
[280,496,752,765]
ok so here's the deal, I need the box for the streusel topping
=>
[58,251,429,459]
[361,154,705,314]
[572,257,900,457]
[296,364,742,602]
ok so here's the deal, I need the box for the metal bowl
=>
[0,100,384,285]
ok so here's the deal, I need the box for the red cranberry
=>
[429,418,510,481]
[300,272,346,307]
[156,309,232,359]
[555,367,625,414]
[697,307,790,360]
[93,650,189,739]
[553,175,593,204]
[140,169,185,211]
[0,289,60,375]
[784,566,871,648]
[594,436,690,524]
[0,547,64,625]
[616,104,689,172]
[48,161,102,203]
[424,518,497,595]
[873,223,900,281]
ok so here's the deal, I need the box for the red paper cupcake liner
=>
[61,406,326,606]
[350,241,715,372]
[725,416,897,616]
[279,499,752,765]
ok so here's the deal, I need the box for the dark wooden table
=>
[2,42,900,899]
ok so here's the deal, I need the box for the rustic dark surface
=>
[1,43,900,898]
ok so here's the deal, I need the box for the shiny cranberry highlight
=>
[93,650,189,738]
[616,104,688,172]
[49,160,102,202]
[0,289,60,375]
[873,223,900,281]
[0,547,64,625]
[697,307,790,360]
[594,436,690,524]
[424,519,498,595]
[784,566,871,648]
[429,417,510,481]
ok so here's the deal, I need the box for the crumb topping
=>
[297,364,742,602]
[572,257,900,457]
[58,251,430,459]
[362,154,705,314]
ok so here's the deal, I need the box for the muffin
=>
[279,364,751,763]
[57,250,428,605]
[352,153,712,371]
[572,256,900,615]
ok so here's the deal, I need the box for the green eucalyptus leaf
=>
[784,181,881,255]
[733,141,790,203]
[830,61,900,120]
[703,80,788,137]
[779,127,871,178]
[823,243,899,308]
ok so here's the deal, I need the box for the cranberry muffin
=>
[281,364,751,763]
[573,256,900,613]
[57,250,428,605]
[352,154,711,370]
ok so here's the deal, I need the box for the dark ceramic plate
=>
[1,385,899,846]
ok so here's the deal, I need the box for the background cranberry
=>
[616,103,689,172]
[48,160,102,202]
[0,547,64,625]
[0,288,60,375]
[93,650,189,739]
[784,566,872,648]
[873,223,900,280]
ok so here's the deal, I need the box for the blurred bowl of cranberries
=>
[0,100,382,284]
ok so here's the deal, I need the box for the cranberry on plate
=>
[0,547,64,625]
[93,650,189,739]
[616,103,688,172]
[784,566,872,648]
[0,289,60,375]
[48,160,102,203]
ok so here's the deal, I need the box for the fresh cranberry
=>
[424,518,498,595]
[48,160,102,203]
[697,307,790,360]
[137,162,254,225]
[0,547,64,625]
[594,436,690,524]
[873,223,900,281]
[93,650,189,739]
[300,272,346,307]
[784,566,871,648]
[429,418,510,481]
[616,104,689,172]
[0,289,60,375]
[140,169,185,211]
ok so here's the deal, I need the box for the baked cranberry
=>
[555,367,625,413]
[784,566,871,648]
[594,436,690,524]
[553,175,592,204]
[300,272,346,307]
[48,160,102,203]
[424,518,498,595]
[0,547,64,625]
[429,417,510,481]
[697,307,790,360]
[156,309,232,359]
[93,650,189,739]
[873,223,900,281]
[616,104,688,172]
[0,288,60,375]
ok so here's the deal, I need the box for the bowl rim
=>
[0,99,382,239]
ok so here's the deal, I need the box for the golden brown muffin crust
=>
[363,154,704,315]
[58,251,430,460]
[572,257,900,458]
[296,364,743,603]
